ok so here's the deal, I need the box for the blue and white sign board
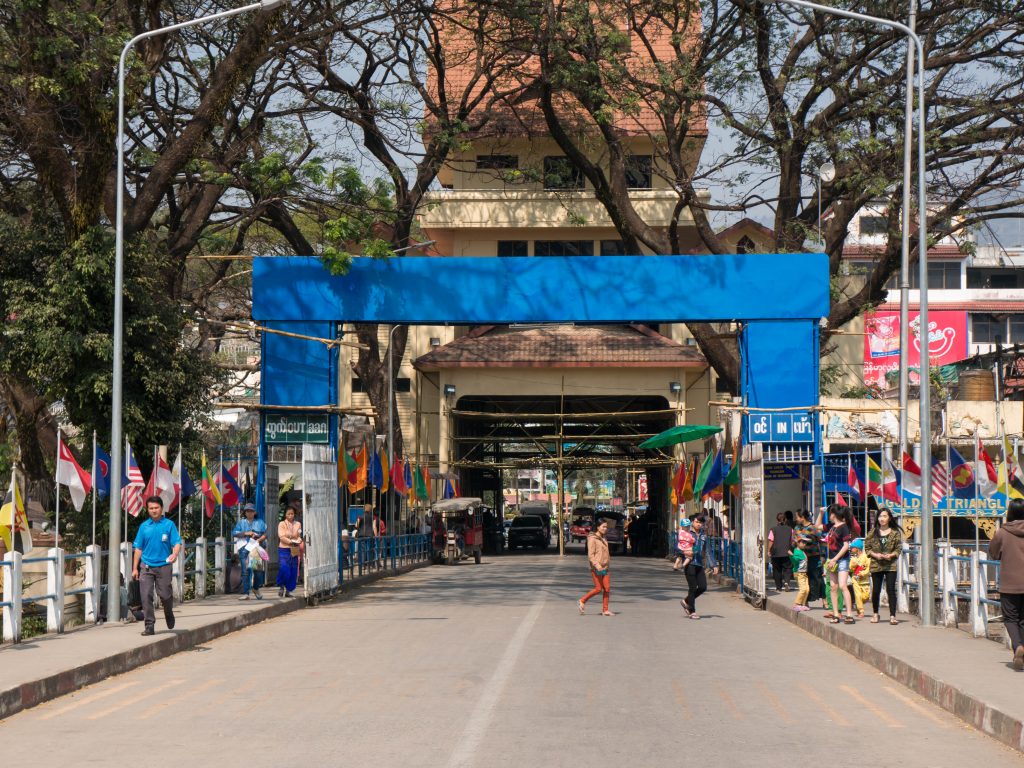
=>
[746,412,815,443]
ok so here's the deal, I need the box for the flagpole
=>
[219,449,224,540]
[91,430,97,547]
[944,437,952,543]
[55,430,62,548]
[123,439,129,550]
[863,446,869,535]
[201,451,205,543]
[975,437,981,553]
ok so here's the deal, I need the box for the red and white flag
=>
[847,455,864,501]
[977,438,999,499]
[835,492,848,507]
[901,451,922,497]
[56,434,92,511]
[930,458,949,506]
[144,452,176,511]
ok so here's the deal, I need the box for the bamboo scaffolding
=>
[450,407,689,419]
[214,402,375,414]
[222,322,368,350]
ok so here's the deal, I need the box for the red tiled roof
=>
[843,244,965,260]
[877,301,1024,312]
[414,324,707,370]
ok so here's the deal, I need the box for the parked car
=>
[507,515,548,550]
[569,517,592,542]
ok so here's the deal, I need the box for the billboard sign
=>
[864,310,968,387]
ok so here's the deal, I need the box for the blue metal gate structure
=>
[250,253,831,579]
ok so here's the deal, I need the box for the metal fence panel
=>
[302,444,339,599]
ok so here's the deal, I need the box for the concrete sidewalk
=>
[0,561,430,721]
[765,590,1024,753]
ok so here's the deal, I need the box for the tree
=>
[477,0,1024,391]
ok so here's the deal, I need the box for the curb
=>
[765,596,1024,754]
[0,560,432,721]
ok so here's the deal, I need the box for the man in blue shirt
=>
[132,496,182,635]
[232,503,268,600]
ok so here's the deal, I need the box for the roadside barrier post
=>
[897,544,910,614]
[214,537,226,594]
[970,551,987,638]
[46,547,65,633]
[171,549,184,603]
[939,544,957,628]
[195,537,207,598]
[119,542,133,584]
[84,544,101,623]
[2,550,22,643]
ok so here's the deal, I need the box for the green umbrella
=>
[638,424,722,450]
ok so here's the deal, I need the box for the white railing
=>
[1,536,230,644]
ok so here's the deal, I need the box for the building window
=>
[736,236,756,254]
[967,267,1024,289]
[884,261,961,290]
[497,240,528,257]
[543,156,584,190]
[600,240,626,256]
[353,377,411,393]
[971,314,1003,344]
[625,155,652,189]
[859,215,888,236]
[476,154,518,171]
[534,240,595,257]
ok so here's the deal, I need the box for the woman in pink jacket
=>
[578,520,613,616]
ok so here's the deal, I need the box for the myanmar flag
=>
[348,445,368,494]
[866,455,900,503]
[201,452,221,519]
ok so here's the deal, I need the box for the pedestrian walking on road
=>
[579,519,612,616]
[865,508,902,625]
[233,503,267,600]
[680,514,718,620]
[277,501,302,597]
[768,511,795,591]
[794,508,825,607]
[987,498,1024,669]
[824,505,855,624]
[132,496,182,636]
[790,537,810,611]
[674,517,694,571]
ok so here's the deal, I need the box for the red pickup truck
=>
[569,518,592,542]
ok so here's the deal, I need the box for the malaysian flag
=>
[121,441,145,517]
[930,458,949,506]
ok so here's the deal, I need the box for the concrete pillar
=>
[2,550,22,643]
[171,546,184,603]
[119,542,133,582]
[195,537,207,598]
[46,547,65,633]
[970,551,987,638]
[896,543,910,614]
[214,537,227,594]
[84,544,101,623]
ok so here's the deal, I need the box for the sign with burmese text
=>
[265,414,330,444]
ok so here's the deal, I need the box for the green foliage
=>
[319,166,397,275]
[0,208,216,450]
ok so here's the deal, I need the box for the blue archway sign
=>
[251,253,829,510]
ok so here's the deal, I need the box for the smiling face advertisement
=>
[863,310,968,387]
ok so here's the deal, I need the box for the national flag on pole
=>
[404,461,413,500]
[0,472,32,554]
[693,452,715,499]
[342,450,358,489]
[901,451,922,497]
[699,450,725,499]
[57,436,92,512]
[442,476,455,499]
[93,444,112,500]
[201,452,221,519]
[976,438,999,499]
[379,450,390,493]
[145,453,176,511]
[949,447,976,499]
[348,445,368,494]
[835,492,848,507]
[681,457,695,502]
[847,455,864,501]
[391,456,406,496]
[867,456,901,503]
[423,465,432,499]
[723,448,740,489]
[218,462,242,507]
[369,449,383,488]
[1001,437,1024,499]
[931,458,949,505]
[171,450,195,510]
[121,442,146,517]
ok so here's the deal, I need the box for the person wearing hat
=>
[674,517,694,571]
[233,502,268,600]
[277,500,303,597]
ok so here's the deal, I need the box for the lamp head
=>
[261,0,288,9]
[818,161,836,184]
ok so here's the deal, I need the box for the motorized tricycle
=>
[431,497,485,565]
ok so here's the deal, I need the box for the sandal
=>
[889,617,899,625]
[823,612,835,620]
[601,610,615,616]
[829,617,841,624]
[843,616,855,625]
[578,600,585,615]
[870,615,880,624]
[689,614,701,620]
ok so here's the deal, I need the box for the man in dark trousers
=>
[132,495,182,635]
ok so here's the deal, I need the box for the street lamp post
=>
[387,324,402,548]
[766,0,934,624]
[817,161,835,245]
[106,0,288,624]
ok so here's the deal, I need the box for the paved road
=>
[4,548,1020,767]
